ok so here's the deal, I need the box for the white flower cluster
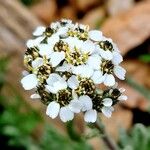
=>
[21,19,127,123]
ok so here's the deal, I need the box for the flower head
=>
[21,19,127,123]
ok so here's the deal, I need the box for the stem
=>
[66,120,82,142]
[94,117,118,150]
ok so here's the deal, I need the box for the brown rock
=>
[101,1,150,55]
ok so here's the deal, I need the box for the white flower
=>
[102,106,114,118]
[56,62,72,72]
[32,57,44,68]
[46,73,67,94]
[87,54,101,70]
[112,51,123,65]
[30,93,41,99]
[72,65,93,78]
[59,106,74,122]
[102,98,113,107]
[33,26,46,36]
[95,45,113,60]
[103,74,115,87]
[89,30,103,41]
[26,37,44,48]
[114,66,126,80]
[67,75,79,89]
[22,70,29,77]
[118,95,128,101]
[38,44,53,58]
[49,51,65,67]
[81,40,95,54]
[84,109,97,123]
[63,37,83,50]
[46,101,60,119]
[21,74,38,90]
[91,70,104,84]
[22,19,127,123]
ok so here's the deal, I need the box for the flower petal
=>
[32,57,44,68]
[87,55,101,70]
[69,99,82,113]
[21,74,38,90]
[46,73,61,86]
[46,101,60,119]
[89,30,103,41]
[118,95,128,101]
[22,70,29,77]
[112,52,123,65]
[50,51,65,67]
[103,98,113,107]
[67,75,79,89]
[102,106,114,118]
[33,26,45,36]
[72,65,93,78]
[99,49,113,60]
[79,95,93,111]
[59,107,74,122]
[38,44,53,58]
[30,93,41,99]
[91,70,104,84]
[104,74,115,87]
[84,109,97,123]
[56,63,71,72]
[81,40,95,54]
[114,66,126,80]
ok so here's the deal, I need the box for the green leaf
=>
[139,54,150,63]
[118,124,150,150]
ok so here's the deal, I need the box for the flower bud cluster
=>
[21,19,127,122]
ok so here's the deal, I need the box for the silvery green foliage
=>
[21,19,127,122]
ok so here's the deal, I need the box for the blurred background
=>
[0,0,150,149]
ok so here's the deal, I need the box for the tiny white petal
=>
[47,34,60,45]
[56,27,68,36]
[67,75,79,89]
[59,107,74,122]
[72,65,93,78]
[21,74,38,90]
[87,55,101,70]
[91,70,104,84]
[53,79,67,91]
[84,109,97,123]
[22,70,29,77]
[104,74,115,87]
[50,52,65,67]
[114,66,126,80]
[30,93,41,99]
[45,85,57,94]
[81,40,95,54]
[38,44,53,58]
[112,52,123,65]
[118,95,128,101]
[46,101,60,119]
[47,73,61,86]
[33,26,45,36]
[103,98,113,107]
[102,106,114,118]
[32,57,44,68]
[69,100,82,113]
[26,37,44,48]
[79,95,93,111]
[119,88,125,93]
[56,63,71,72]
[99,49,113,60]
[89,30,103,41]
